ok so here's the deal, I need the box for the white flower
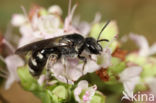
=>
[11,3,112,85]
[47,43,111,84]
[49,56,101,84]
[0,38,24,89]
[72,12,102,36]
[16,8,63,47]
[48,5,62,15]
[145,77,156,96]
[11,5,64,47]
[32,14,62,35]
[74,80,97,103]
[119,66,142,98]
[100,47,112,68]
[64,4,80,34]
[18,25,38,47]
[4,55,24,89]
[37,74,46,86]
[14,4,102,48]
[78,59,100,75]
[129,33,156,57]
[72,16,91,36]
[11,14,26,27]
[50,62,75,84]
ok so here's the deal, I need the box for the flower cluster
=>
[0,2,113,103]
[0,1,156,103]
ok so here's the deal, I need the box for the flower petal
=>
[5,55,24,89]
[129,33,149,56]
[74,80,97,103]
[72,16,91,36]
[123,77,140,98]
[74,80,89,102]
[100,47,112,68]
[68,68,82,81]
[64,4,79,34]
[145,77,156,96]
[149,43,156,56]
[37,74,46,86]
[83,60,100,74]
[11,14,26,26]
[78,80,89,89]
[48,5,62,15]
[119,66,142,82]
[37,15,61,33]
[119,66,142,98]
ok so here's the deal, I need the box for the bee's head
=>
[85,37,108,54]
[84,20,110,54]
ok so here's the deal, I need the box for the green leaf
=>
[17,66,40,91]
[90,21,118,52]
[108,57,126,74]
[17,66,52,103]
[91,91,106,103]
[34,90,51,103]
[106,94,121,103]
[90,21,118,41]
[52,85,68,100]
[126,53,156,78]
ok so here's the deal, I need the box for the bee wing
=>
[15,36,68,55]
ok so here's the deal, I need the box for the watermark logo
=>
[121,91,155,102]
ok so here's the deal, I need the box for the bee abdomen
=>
[28,50,48,76]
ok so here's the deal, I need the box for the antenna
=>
[97,20,111,40]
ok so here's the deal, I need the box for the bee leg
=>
[78,55,87,75]
[61,57,70,101]
[45,54,58,83]
[61,57,69,84]
[89,55,96,62]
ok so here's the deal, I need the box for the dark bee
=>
[15,20,110,76]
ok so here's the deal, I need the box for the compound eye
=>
[90,45,96,50]
[86,43,90,48]
[97,44,103,51]
[88,44,100,54]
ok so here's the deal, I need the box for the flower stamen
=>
[2,39,15,53]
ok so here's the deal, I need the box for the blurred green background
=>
[0,0,156,103]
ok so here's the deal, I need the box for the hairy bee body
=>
[28,49,47,76]
[28,48,58,76]
[16,34,87,76]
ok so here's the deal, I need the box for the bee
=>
[15,20,110,77]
